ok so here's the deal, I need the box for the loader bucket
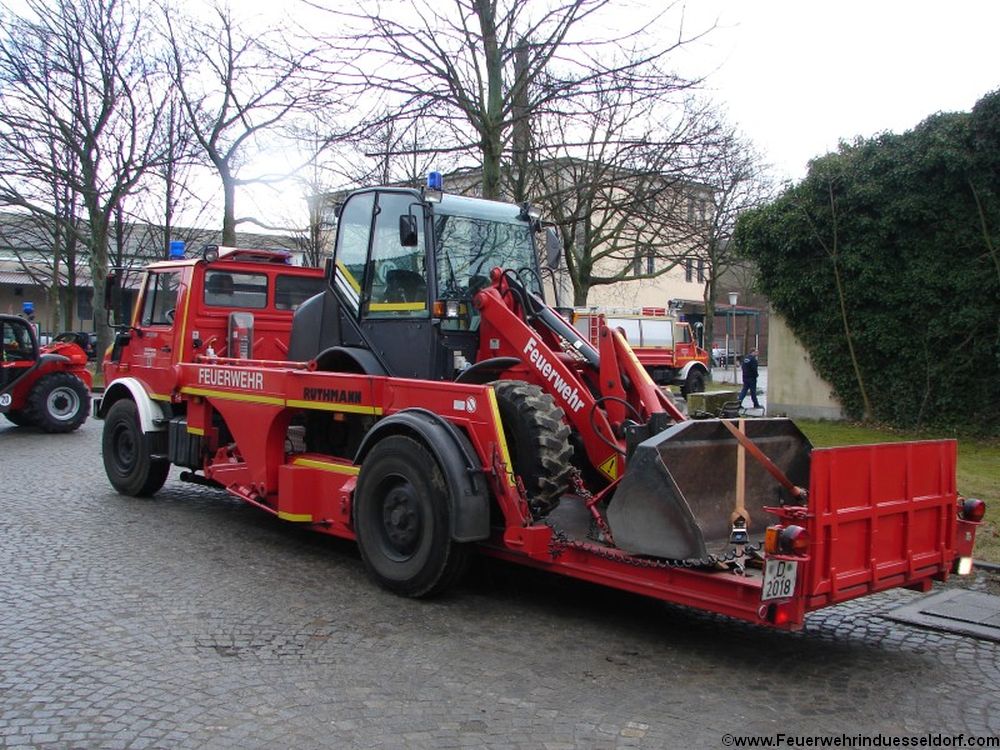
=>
[606,418,812,560]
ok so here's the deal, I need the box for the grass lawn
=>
[796,420,1000,565]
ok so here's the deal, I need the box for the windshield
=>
[432,195,541,300]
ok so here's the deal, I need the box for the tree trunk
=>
[222,173,237,245]
[476,0,504,200]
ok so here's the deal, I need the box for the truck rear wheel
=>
[354,435,468,597]
[28,372,89,433]
[102,399,170,496]
[491,380,573,518]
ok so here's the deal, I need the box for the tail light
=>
[764,524,809,556]
[960,498,986,523]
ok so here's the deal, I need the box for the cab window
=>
[334,192,374,314]
[642,320,674,347]
[364,193,427,318]
[203,271,267,309]
[275,275,325,311]
[140,272,180,326]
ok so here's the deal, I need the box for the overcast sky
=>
[679,0,1000,181]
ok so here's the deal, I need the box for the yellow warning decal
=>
[598,455,618,481]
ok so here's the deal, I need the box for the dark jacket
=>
[741,353,758,381]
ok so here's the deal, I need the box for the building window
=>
[77,289,93,321]
[697,259,705,283]
[685,258,693,283]
[646,250,655,275]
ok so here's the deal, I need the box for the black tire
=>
[102,399,170,496]
[354,435,468,597]
[3,409,33,427]
[491,380,573,518]
[27,372,90,433]
[681,369,706,398]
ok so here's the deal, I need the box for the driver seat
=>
[383,269,426,303]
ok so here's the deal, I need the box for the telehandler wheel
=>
[491,380,573,518]
[354,435,468,598]
[102,399,170,497]
[680,369,706,398]
[28,372,89,433]
[4,409,33,427]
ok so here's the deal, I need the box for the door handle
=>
[160,346,171,353]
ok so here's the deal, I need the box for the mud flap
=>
[606,418,812,559]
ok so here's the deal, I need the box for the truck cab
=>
[102,247,325,408]
[288,188,546,380]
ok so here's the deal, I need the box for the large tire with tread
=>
[28,372,89,432]
[491,380,573,518]
[680,368,706,398]
[4,409,34,427]
[354,435,468,597]
[102,399,170,496]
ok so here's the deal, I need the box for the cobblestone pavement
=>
[2,419,998,750]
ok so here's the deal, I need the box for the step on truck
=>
[97,180,986,631]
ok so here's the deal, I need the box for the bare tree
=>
[163,2,337,245]
[692,121,774,354]
[0,0,171,351]
[526,83,722,305]
[316,0,711,200]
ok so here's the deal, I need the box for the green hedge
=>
[734,92,1000,432]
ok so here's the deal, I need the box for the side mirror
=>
[399,214,419,247]
[545,227,561,270]
[105,270,123,327]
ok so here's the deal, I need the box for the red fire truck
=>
[571,307,711,396]
[96,186,985,631]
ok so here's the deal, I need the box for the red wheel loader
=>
[1,314,92,432]
[96,182,985,631]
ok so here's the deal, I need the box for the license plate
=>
[762,559,798,601]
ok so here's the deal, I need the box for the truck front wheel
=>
[681,369,706,398]
[354,435,468,597]
[102,399,170,496]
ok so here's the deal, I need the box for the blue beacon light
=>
[169,240,186,259]
[425,171,443,203]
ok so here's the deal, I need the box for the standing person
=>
[738,348,760,409]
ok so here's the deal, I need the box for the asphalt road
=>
[1,417,998,749]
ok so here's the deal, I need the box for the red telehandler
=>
[97,182,985,631]
[1,314,91,432]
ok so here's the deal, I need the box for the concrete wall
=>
[766,312,844,420]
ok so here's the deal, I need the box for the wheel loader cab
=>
[291,187,543,380]
[0,317,37,388]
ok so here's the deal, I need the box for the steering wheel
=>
[165,309,175,324]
